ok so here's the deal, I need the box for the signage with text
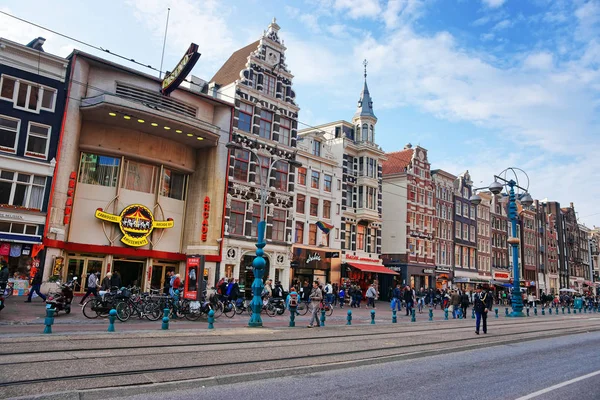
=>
[422,268,434,274]
[161,43,201,95]
[293,248,330,270]
[345,254,381,263]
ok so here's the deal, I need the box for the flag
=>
[316,221,334,234]
[32,243,45,258]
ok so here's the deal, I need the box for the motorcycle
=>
[46,277,77,314]
[265,297,286,317]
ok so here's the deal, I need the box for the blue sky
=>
[1,0,599,227]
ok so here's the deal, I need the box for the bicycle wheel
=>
[298,302,309,316]
[184,301,202,321]
[265,303,276,317]
[115,301,131,322]
[212,301,224,318]
[144,301,162,321]
[326,304,334,317]
[4,286,13,298]
[223,301,237,318]
[82,299,99,319]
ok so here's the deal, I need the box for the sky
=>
[1,0,599,228]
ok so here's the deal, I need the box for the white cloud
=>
[523,51,553,70]
[481,0,507,9]
[492,19,512,31]
[382,0,426,29]
[334,0,382,19]
[574,0,600,40]
[480,33,495,41]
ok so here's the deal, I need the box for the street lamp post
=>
[470,168,533,318]
[226,141,301,327]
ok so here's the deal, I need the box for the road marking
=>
[515,369,600,400]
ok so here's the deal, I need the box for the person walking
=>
[110,271,122,290]
[450,290,461,319]
[324,282,334,305]
[307,280,323,328]
[474,285,492,335]
[460,290,470,319]
[404,285,414,316]
[80,271,99,304]
[25,267,46,302]
[0,259,9,294]
[391,284,402,312]
[338,286,346,308]
[366,283,377,309]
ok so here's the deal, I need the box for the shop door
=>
[113,260,144,288]
[66,258,85,294]
[150,265,176,292]
[83,260,103,291]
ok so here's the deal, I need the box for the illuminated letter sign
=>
[201,196,210,242]
[161,43,201,95]
[95,204,174,247]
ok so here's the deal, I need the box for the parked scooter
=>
[46,277,77,314]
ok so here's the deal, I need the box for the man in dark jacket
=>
[474,285,493,334]
[403,286,414,316]
[25,267,46,302]
[0,259,9,293]
[110,271,122,289]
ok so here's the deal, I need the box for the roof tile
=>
[382,149,414,175]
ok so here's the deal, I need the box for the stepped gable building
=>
[519,204,538,294]
[431,169,456,289]
[476,192,492,283]
[489,192,510,285]
[0,38,68,292]
[561,203,589,292]
[298,62,396,296]
[382,144,436,291]
[210,19,300,292]
[453,171,480,289]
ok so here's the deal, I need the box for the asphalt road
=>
[114,331,600,400]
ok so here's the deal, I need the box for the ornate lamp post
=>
[470,167,533,317]
[226,141,301,327]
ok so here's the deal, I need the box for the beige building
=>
[43,50,233,293]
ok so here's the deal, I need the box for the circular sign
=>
[119,204,155,246]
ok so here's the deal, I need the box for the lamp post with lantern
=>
[226,140,302,327]
[469,168,534,317]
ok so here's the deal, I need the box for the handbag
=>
[448,305,454,312]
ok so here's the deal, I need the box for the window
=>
[78,153,120,187]
[0,75,57,113]
[369,125,374,142]
[0,115,20,153]
[463,223,468,240]
[122,160,157,193]
[323,200,331,219]
[279,117,291,145]
[312,140,321,157]
[463,203,469,217]
[357,224,366,251]
[161,169,186,200]
[238,102,253,132]
[229,200,245,235]
[258,156,269,185]
[0,221,38,236]
[295,221,304,243]
[309,224,317,245]
[296,194,305,214]
[310,197,319,217]
[470,226,475,241]
[298,167,306,186]
[367,187,376,210]
[232,149,249,181]
[274,161,288,190]
[336,203,340,214]
[264,74,276,96]
[259,110,273,139]
[25,123,50,158]
[337,179,341,190]
[272,208,286,241]
[311,171,320,189]
[344,223,351,249]
[362,124,368,141]
[324,174,332,192]
[251,205,261,237]
[470,205,476,219]
[0,76,16,100]
[0,170,46,210]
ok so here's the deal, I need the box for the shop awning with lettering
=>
[347,263,400,275]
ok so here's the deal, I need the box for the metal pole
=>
[508,181,525,317]
[159,8,171,79]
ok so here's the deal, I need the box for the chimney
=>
[570,202,574,209]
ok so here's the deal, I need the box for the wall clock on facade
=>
[267,49,280,66]
[418,150,425,161]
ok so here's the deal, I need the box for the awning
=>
[347,262,400,275]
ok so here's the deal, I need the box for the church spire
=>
[354,59,376,120]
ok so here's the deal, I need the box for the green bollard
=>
[173,290,180,318]
[320,309,326,327]
[562,307,565,314]
[526,307,530,317]
[108,309,117,332]
[429,308,433,321]
[346,310,352,325]
[505,308,509,317]
[43,305,55,334]
[411,308,416,322]
[495,308,499,318]
[444,308,449,320]
[162,308,170,330]
[392,310,397,324]
[472,308,475,319]
[289,306,296,327]
[542,307,545,316]
[549,307,552,315]
[207,309,215,329]
[370,309,375,324]
[534,307,538,316]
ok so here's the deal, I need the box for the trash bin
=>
[574,296,583,310]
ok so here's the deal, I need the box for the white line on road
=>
[515,369,600,400]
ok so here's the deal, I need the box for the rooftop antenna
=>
[159,7,171,79]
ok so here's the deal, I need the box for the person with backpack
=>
[324,282,333,304]
[366,283,377,309]
[338,286,346,308]
[307,281,323,328]
[286,286,299,312]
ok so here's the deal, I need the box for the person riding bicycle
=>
[272,281,284,298]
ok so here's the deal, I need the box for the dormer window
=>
[312,140,321,157]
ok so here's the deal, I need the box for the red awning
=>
[347,263,400,275]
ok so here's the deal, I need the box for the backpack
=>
[288,293,298,307]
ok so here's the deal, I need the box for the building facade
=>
[476,195,492,283]
[562,203,588,292]
[453,171,480,288]
[0,38,67,293]
[519,205,538,294]
[431,169,455,289]
[43,49,233,293]
[211,20,300,292]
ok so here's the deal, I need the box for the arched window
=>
[369,125,374,142]
[362,124,368,142]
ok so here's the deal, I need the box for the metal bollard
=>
[370,309,375,325]
[320,309,326,327]
[556,306,559,315]
[444,308,449,320]
[562,307,565,314]
[549,307,552,315]
[542,307,545,316]
[495,308,499,318]
[289,306,297,327]
[505,307,509,317]
[347,310,352,325]
[526,307,530,317]
[207,309,215,329]
[392,310,397,324]
[43,305,55,334]
[108,309,117,332]
[472,308,475,319]
[162,308,170,330]
[534,307,538,316]
[411,308,416,322]
[429,308,433,321]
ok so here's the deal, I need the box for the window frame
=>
[273,160,288,190]
[323,200,331,219]
[78,153,121,188]
[308,223,317,246]
[278,117,291,145]
[0,170,46,210]
[310,197,319,217]
[272,208,286,241]
[0,114,21,154]
[264,74,276,97]
[296,194,305,214]
[324,174,332,192]
[295,221,304,243]
[122,159,158,194]
[0,74,57,114]
[311,171,320,189]
[232,149,250,181]
[24,122,51,159]
[238,102,253,132]
[312,140,321,157]
[259,109,273,140]
[298,167,307,186]
[229,200,246,236]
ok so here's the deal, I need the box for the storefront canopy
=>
[347,263,399,275]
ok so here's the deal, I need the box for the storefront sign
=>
[52,256,64,276]
[293,248,330,270]
[201,196,210,242]
[64,171,76,225]
[493,271,510,280]
[306,253,321,263]
[0,212,24,220]
[436,266,451,273]
[95,204,174,247]
[161,43,201,95]
[345,254,381,263]
[423,268,434,274]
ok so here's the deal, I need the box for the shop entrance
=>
[66,256,104,294]
[240,253,270,299]
[113,260,144,288]
[150,264,177,293]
